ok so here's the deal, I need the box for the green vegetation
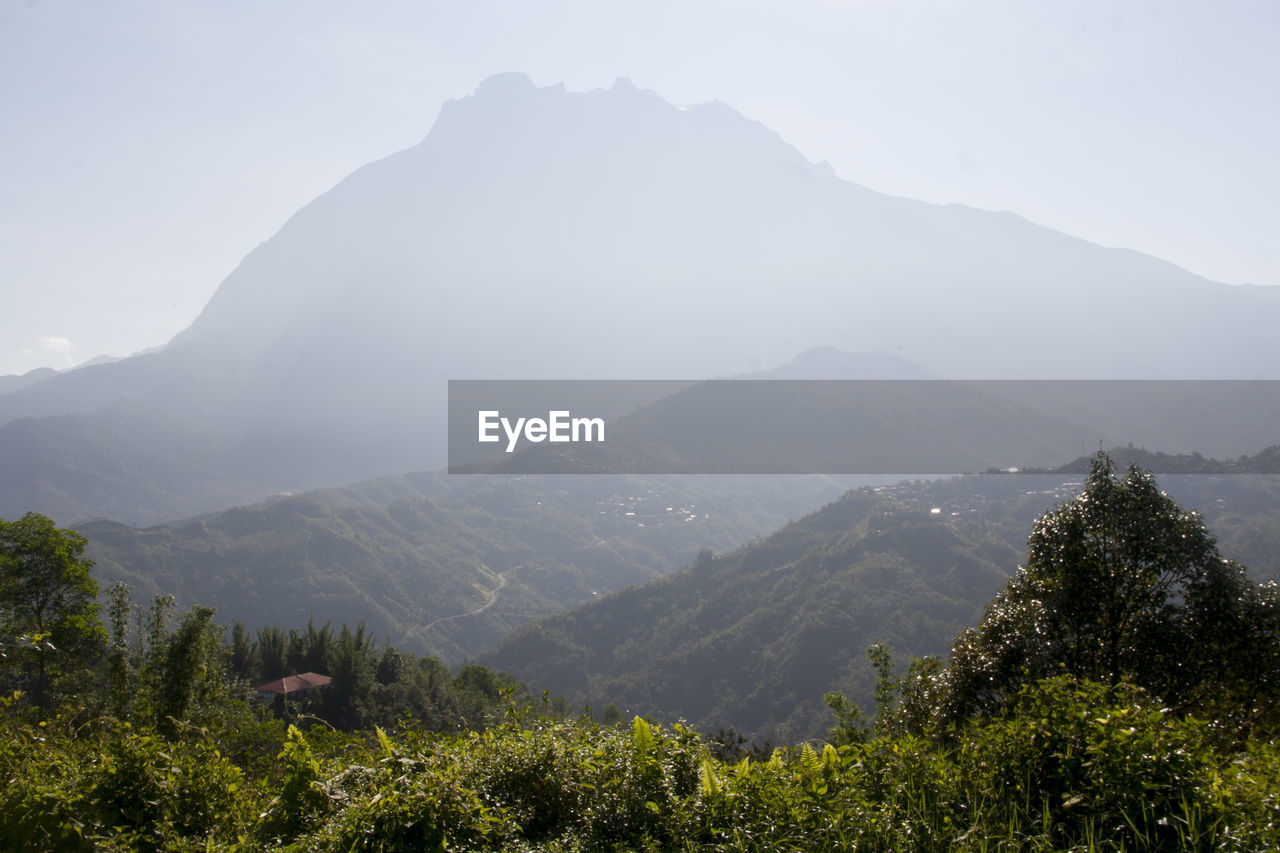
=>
[940,455,1280,733]
[479,453,1280,742]
[1,512,105,707]
[1,455,1277,850]
[478,486,1019,741]
[2,671,1278,850]
[82,474,841,662]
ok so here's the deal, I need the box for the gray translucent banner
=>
[447,380,1280,475]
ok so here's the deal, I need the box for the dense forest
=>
[81,473,846,662]
[2,454,1278,850]
[479,449,1280,741]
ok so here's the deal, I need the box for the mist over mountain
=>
[735,347,937,380]
[4,73,1279,523]
[0,367,58,396]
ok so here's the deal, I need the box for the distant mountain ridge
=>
[4,73,1280,523]
[733,347,938,380]
[0,366,58,395]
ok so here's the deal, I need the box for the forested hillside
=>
[81,473,849,662]
[478,449,1280,741]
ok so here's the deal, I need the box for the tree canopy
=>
[0,512,105,706]
[938,453,1280,732]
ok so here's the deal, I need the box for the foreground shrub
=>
[953,677,1209,848]
[2,681,1278,851]
[91,724,249,848]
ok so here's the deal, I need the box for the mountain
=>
[474,451,1280,741]
[5,73,1280,524]
[0,366,58,395]
[80,472,851,662]
[735,346,938,380]
[473,478,1035,741]
[1032,444,1280,476]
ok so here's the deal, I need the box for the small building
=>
[253,672,331,696]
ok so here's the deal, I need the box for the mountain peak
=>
[8,71,1280,524]
[472,71,538,97]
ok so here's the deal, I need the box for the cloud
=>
[37,336,76,368]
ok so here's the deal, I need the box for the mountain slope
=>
[81,473,851,661]
[475,455,1280,741]
[475,481,1023,741]
[5,73,1280,523]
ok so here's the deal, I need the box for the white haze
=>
[2,0,1279,376]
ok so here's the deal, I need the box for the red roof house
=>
[253,672,332,695]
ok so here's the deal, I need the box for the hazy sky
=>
[3,0,1277,376]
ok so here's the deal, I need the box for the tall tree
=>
[257,625,288,681]
[0,512,106,706]
[227,620,260,683]
[324,622,375,729]
[154,605,227,730]
[939,454,1279,729]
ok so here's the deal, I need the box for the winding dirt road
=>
[420,570,509,633]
